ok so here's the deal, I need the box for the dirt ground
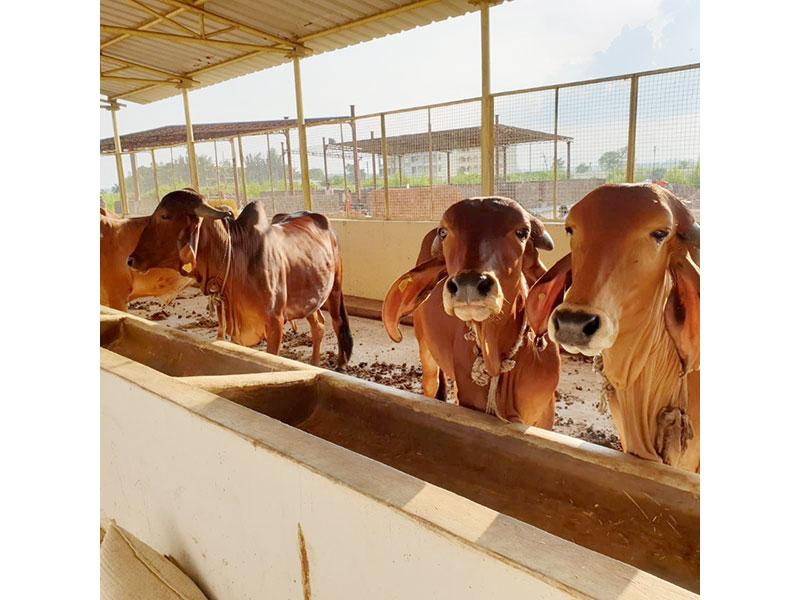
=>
[128,287,620,450]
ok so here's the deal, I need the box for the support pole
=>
[339,123,348,191]
[180,86,199,190]
[292,56,312,210]
[350,105,361,202]
[281,141,288,190]
[266,135,274,192]
[399,155,403,186]
[284,130,294,193]
[380,114,390,219]
[109,102,128,215]
[150,149,160,201]
[428,107,434,219]
[626,75,639,183]
[230,139,240,203]
[479,1,494,195]
[322,137,329,189]
[494,114,500,182]
[170,147,176,187]
[237,134,248,206]
[213,142,221,198]
[129,153,141,210]
[566,140,572,179]
[552,87,559,220]
[446,151,451,185]
[370,132,377,189]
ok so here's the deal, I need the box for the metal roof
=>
[328,124,573,155]
[99,117,346,153]
[100,0,489,105]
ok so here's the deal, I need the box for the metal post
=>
[350,105,361,202]
[293,55,312,210]
[181,86,199,190]
[322,137,329,189]
[480,1,494,195]
[494,114,500,182]
[446,151,451,185]
[626,75,639,183]
[237,134,248,206]
[129,153,141,210]
[150,149,159,201]
[566,140,572,179]
[280,141,288,190]
[502,146,507,181]
[398,155,403,186]
[284,130,294,193]
[230,139,240,203]
[370,132,377,189]
[552,87,559,220]
[170,147,175,188]
[213,141,222,198]
[339,123,348,191]
[380,113,390,219]
[109,103,128,215]
[266,135,275,192]
[427,107,434,218]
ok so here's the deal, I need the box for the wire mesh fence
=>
[102,64,699,222]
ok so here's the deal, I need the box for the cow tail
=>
[336,288,354,367]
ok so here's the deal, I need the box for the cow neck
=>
[469,284,529,379]
[597,271,688,459]
[196,218,234,297]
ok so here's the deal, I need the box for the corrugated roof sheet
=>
[99,117,348,152]
[100,0,488,104]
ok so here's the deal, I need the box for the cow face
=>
[526,184,699,369]
[127,189,231,276]
[382,197,553,342]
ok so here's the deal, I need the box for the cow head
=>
[127,188,232,276]
[383,197,553,341]
[526,184,700,371]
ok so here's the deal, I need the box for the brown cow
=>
[383,197,560,427]
[100,210,192,311]
[127,190,353,367]
[526,183,700,471]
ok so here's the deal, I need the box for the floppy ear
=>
[665,253,700,373]
[660,187,700,266]
[525,253,572,338]
[382,258,447,342]
[177,215,201,276]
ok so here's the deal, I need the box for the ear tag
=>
[398,276,413,293]
[538,292,546,301]
[182,263,193,274]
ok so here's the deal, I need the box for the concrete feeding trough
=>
[100,307,699,599]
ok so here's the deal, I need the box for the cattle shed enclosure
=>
[100,2,701,597]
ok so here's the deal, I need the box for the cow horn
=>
[430,230,443,258]
[678,221,700,247]
[193,201,232,220]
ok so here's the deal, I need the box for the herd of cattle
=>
[100,183,700,473]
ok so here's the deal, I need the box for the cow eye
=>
[565,226,573,236]
[438,227,448,239]
[651,229,669,243]
[515,228,530,240]
[160,213,171,221]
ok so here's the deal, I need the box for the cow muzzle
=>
[548,302,617,356]
[442,270,503,322]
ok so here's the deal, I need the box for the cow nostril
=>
[127,256,135,268]
[446,278,458,295]
[476,276,493,296]
[582,315,601,337]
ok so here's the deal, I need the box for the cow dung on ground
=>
[128,287,620,451]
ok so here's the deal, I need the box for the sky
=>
[99,0,699,187]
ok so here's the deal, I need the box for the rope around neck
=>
[206,219,233,340]
[464,315,529,422]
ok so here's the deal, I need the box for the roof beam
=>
[100,0,210,50]
[101,74,193,85]
[100,54,194,81]
[157,0,309,51]
[123,0,200,37]
[100,25,291,53]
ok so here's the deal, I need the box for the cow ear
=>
[177,216,201,276]
[665,252,700,373]
[525,253,572,337]
[382,258,447,342]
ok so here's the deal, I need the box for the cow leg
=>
[265,317,285,356]
[418,339,443,399]
[307,310,326,366]
[215,303,225,340]
[289,320,298,333]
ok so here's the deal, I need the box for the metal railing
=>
[101,64,699,221]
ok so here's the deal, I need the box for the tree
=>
[598,148,627,173]
[575,163,590,174]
